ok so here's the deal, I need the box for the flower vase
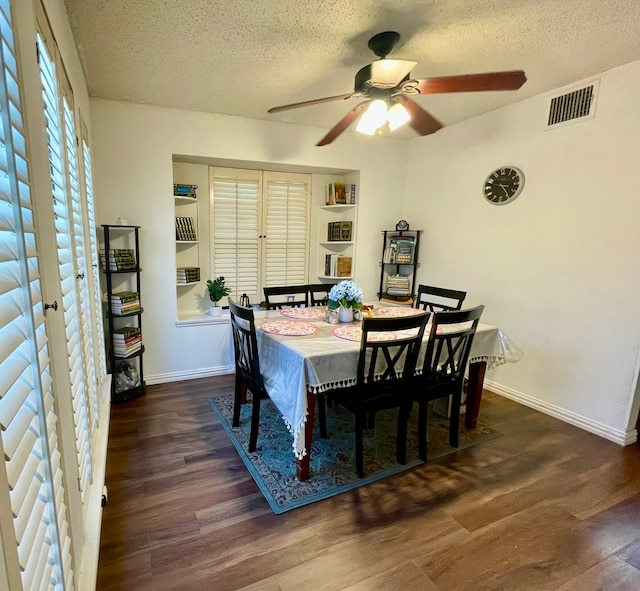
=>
[338,306,353,323]
[209,303,221,317]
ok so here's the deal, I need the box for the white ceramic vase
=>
[209,303,221,317]
[338,306,353,323]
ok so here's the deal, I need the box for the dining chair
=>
[263,285,309,309]
[331,312,430,477]
[228,297,269,452]
[307,282,337,306]
[413,305,484,461]
[414,284,467,312]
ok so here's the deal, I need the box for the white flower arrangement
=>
[327,280,363,310]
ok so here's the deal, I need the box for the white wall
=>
[90,100,409,382]
[404,61,640,443]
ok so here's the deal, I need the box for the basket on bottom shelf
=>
[113,360,141,394]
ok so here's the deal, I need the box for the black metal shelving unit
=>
[377,229,422,303]
[102,224,145,402]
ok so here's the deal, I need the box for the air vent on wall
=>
[546,80,599,129]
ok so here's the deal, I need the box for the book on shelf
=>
[175,216,197,241]
[112,326,141,340]
[386,235,415,264]
[325,182,356,205]
[324,254,352,277]
[326,221,352,242]
[386,274,411,296]
[113,335,142,349]
[176,267,201,283]
[173,183,197,198]
[113,342,142,358]
[100,250,137,271]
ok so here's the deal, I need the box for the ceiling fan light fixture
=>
[356,99,387,135]
[387,102,411,131]
[370,59,417,88]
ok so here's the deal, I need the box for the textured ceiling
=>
[63,0,640,142]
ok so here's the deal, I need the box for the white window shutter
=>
[0,1,72,589]
[37,33,92,504]
[263,171,310,287]
[81,126,106,430]
[211,167,261,302]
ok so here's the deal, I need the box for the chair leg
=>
[318,393,328,439]
[355,413,364,478]
[396,403,410,465]
[248,390,262,452]
[449,391,461,448]
[417,400,428,461]
[232,375,243,428]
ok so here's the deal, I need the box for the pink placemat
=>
[332,325,398,342]
[376,306,422,317]
[260,320,318,336]
[280,306,327,319]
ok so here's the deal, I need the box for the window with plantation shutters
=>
[0,0,73,588]
[210,168,310,302]
[37,31,92,504]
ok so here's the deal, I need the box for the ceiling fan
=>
[267,31,527,146]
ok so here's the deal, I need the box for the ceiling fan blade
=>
[395,96,443,136]
[268,93,355,114]
[316,102,369,146]
[412,70,526,94]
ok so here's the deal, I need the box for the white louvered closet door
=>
[262,171,310,287]
[37,32,92,505]
[81,124,106,431]
[211,167,261,302]
[0,0,73,588]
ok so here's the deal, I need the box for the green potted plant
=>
[206,276,230,316]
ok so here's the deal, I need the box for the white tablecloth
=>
[254,310,522,458]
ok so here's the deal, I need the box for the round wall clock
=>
[395,219,409,231]
[483,166,525,205]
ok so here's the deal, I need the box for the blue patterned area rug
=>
[209,392,502,514]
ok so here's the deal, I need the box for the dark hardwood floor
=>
[96,375,640,591]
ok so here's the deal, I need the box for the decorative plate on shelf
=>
[260,320,318,336]
[376,306,422,317]
[280,306,327,319]
[333,325,398,342]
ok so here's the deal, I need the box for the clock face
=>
[396,219,409,231]
[483,166,525,205]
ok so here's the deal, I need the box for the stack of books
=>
[100,249,137,271]
[327,221,352,242]
[176,267,201,284]
[111,291,140,315]
[112,326,142,358]
[175,217,197,241]
[325,182,357,205]
[324,255,352,277]
[386,274,411,296]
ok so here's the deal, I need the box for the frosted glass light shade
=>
[356,99,388,135]
[387,103,411,131]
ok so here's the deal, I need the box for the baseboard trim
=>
[145,365,234,385]
[485,379,637,446]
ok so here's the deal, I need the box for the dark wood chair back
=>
[228,297,267,451]
[307,282,337,306]
[415,305,484,460]
[263,285,309,309]
[333,312,430,477]
[414,284,467,312]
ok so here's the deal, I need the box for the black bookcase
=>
[378,229,422,303]
[102,224,145,402]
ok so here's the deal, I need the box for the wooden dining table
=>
[254,306,522,481]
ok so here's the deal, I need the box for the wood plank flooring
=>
[96,375,640,591]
